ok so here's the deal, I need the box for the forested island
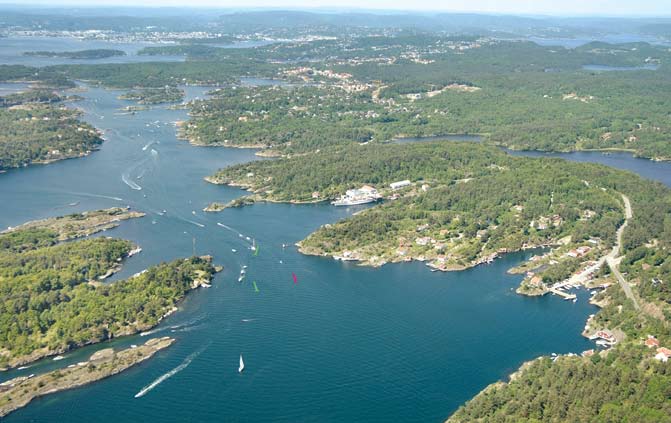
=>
[23,49,126,59]
[119,86,185,104]
[0,208,218,370]
[0,88,103,172]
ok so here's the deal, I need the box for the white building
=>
[390,180,411,190]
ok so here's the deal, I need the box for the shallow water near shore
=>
[0,83,608,421]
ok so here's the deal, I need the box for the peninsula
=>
[0,337,174,418]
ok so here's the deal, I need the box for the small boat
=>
[243,265,248,269]
[572,298,577,303]
[238,275,245,282]
[238,355,245,373]
[232,249,237,253]
[68,201,79,207]
[192,211,196,215]
[53,355,64,361]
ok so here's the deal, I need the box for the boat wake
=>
[134,344,210,399]
[169,315,207,331]
[122,173,142,191]
[140,328,162,337]
[67,191,124,202]
[142,141,155,151]
[170,323,206,333]
[185,219,205,228]
[217,222,253,245]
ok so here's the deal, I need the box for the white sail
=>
[239,355,245,373]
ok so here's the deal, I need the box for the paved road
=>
[607,194,640,310]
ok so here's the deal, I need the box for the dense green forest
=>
[211,142,671,276]
[23,49,126,59]
[0,102,102,172]
[0,89,62,107]
[0,223,215,369]
[170,39,671,159]
[447,346,671,422]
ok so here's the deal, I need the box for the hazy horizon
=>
[0,1,669,18]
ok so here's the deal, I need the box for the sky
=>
[3,0,671,17]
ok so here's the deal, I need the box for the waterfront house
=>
[590,330,616,345]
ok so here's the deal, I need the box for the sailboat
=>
[253,281,259,293]
[238,355,245,373]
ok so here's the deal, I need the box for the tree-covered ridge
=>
[207,142,507,201]
[0,102,102,172]
[119,86,185,104]
[299,156,626,270]
[213,142,671,280]
[0,222,215,369]
[23,49,126,59]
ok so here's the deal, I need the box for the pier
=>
[548,287,577,300]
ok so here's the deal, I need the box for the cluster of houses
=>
[644,336,671,362]
[582,334,671,363]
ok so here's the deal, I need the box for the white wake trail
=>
[134,345,209,398]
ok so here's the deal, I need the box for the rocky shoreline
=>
[2,207,145,240]
[0,337,175,418]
